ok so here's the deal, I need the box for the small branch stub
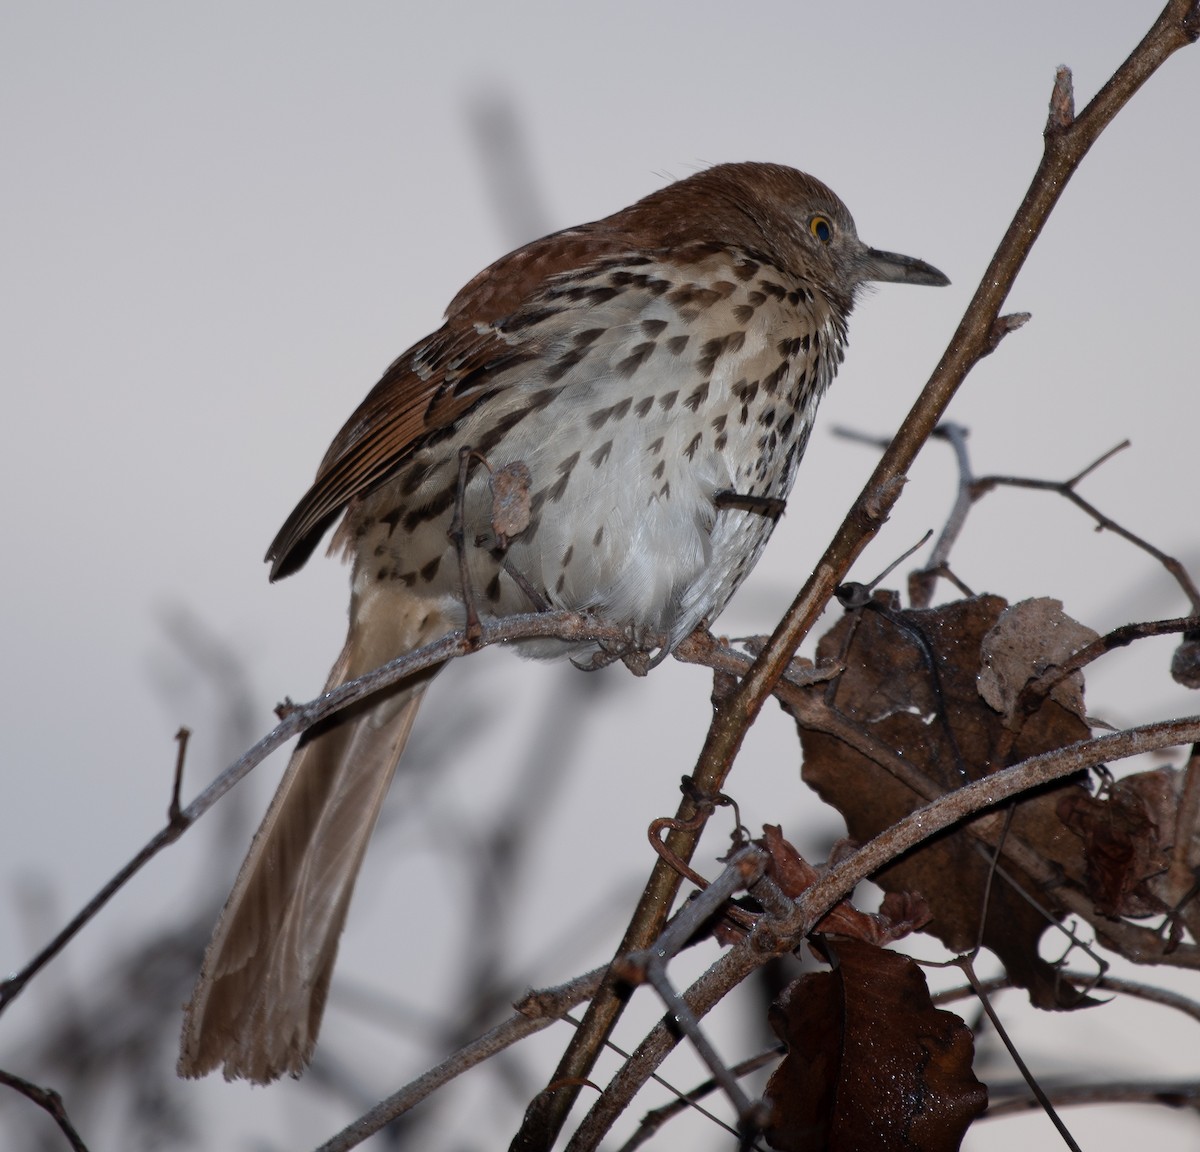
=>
[1047,65,1076,132]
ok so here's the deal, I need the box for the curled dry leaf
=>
[488,460,533,543]
[1058,764,1200,936]
[763,939,987,1152]
[1171,636,1200,689]
[795,593,1097,1010]
[977,597,1098,728]
[760,825,930,946]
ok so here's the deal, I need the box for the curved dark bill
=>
[862,246,950,287]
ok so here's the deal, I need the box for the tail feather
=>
[179,597,445,1082]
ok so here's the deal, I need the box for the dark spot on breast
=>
[561,545,574,568]
[486,573,502,602]
[420,556,441,582]
[733,260,760,282]
[747,290,767,307]
[658,391,678,411]
[590,440,613,468]
[762,360,790,395]
[641,318,668,337]
[617,342,656,377]
[547,347,589,382]
[555,573,566,594]
[733,379,760,405]
[666,334,690,355]
[403,485,457,532]
[473,404,538,456]
[652,459,665,479]
[760,407,776,428]
[546,451,579,502]
[593,525,604,546]
[779,413,796,439]
[400,461,434,496]
[714,431,728,452]
[635,396,654,418]
[648,436,664,454]
[575,327,606,347]
[504,305,563,332]
[683,382,709,411]
[711,413,727,432]
[733,304,755,324]
[684,432,702,460]
[697,336,727,375]
[758,280,787,300]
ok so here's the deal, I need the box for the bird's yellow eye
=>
[809,215,833,243]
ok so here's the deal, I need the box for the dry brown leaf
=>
[760,825,930,945]
[795,593,1096,1010]
[977,597,1098,728]
[763,939,986,1151]
[489,460,533,542]
[1171,636,1200,689]
[1057,784,1168,919]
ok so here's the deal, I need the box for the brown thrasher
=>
[179,162,947,1082]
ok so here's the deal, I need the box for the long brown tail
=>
[179,595,445,1082]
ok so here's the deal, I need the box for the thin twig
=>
[973,464,1200,612]
[984,1078,1200,1118]
[617,1047,783,1152]
[956,954,1082,1151]
[314,967,606,1152]
[0,610,653,1017]
[0,1069,89,1152]
[932,969,1200,1026]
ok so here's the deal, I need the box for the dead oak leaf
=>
[763,939,986,1151]
[794,594,1096,1010]
[978,597,1098,728]
[488,460,532,544]
[760,825,931,945]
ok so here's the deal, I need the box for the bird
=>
[178,161,948,1082]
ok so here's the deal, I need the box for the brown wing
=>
[265,223,639,580]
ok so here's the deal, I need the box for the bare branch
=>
[315,967,606,1152]
[0,1069,89,1152]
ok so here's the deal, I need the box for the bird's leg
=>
[713,490,787,521]
[501,557,550,613]
[449,446,484,647]
[571,622,665,675]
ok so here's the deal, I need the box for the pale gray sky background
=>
[2,3,1198,1149]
